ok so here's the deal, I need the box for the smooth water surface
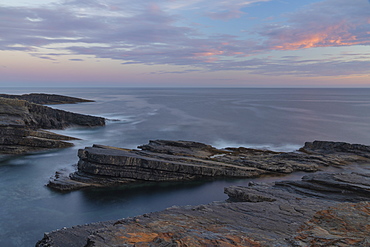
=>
[1,88,370,246]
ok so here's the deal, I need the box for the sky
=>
[1,0,370,87]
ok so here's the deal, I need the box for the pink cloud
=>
[259,0,370,50]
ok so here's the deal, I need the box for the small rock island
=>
[0,93,105,156]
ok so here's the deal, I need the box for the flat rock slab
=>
[49,140,370,191]
[37,172,370,247]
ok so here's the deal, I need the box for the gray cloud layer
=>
[1,0,370,77]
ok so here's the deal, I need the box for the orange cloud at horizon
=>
[272,21,361,51]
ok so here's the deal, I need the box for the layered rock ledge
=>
[37,171,370,246]
[0,94,105,156]
[38,141,370,246]
[48,140,370,191]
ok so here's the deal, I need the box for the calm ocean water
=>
[1,88,370,246]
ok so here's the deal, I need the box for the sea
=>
[1,87,370,246]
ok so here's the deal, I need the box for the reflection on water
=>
[1,88,370,246]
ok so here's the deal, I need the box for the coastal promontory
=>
[0,93,105,156]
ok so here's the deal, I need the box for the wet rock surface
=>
[37,171,370,247]
[0,94,105,156]
[49,140,370,191]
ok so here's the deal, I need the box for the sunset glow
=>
[1,0,370,87]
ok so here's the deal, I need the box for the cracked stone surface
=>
[37,169,370,246]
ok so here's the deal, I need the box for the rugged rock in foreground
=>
[37,172,370,246]
[49,140,370,191]
[0,95,105,156]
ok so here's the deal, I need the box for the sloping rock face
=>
[48,140,370,191]
[36,172,370,247]
[0,95,105,155]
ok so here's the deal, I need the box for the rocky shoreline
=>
[37,140,370,246]
[0,93,105,156]
[37,171,370,246]
[48,139,370,191]
[2,93,367,246]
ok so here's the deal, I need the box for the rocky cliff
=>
[49,140,370,191]
[0,94,105,156]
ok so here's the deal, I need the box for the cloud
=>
[250,57,370,77]
[69,58,84,61]
[0,0,370,78]
[201,52,370,77]
[39,56,57,60]
[259,0,370,50]
[206,9,245,21]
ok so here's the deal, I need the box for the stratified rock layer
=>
[0,94,105,155]
[37,171,370,247]
[48,140,370,191]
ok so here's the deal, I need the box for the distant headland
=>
[0,93,105,157]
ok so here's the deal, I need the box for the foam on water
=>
[212,140,302,152]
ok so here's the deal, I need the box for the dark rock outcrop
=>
[48,140,370,191]
[0,93,94,105]
[0,94,105,156]
[0,127,76,155]
[36,171,370,247]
